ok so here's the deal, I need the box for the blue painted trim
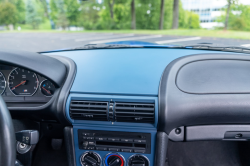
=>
[73,126,157,166]
[66,93,158,128]
[70,91,158,97]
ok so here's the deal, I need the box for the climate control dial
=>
[128,155,149,166]
[104,153,125,166]
[80,151,101,166]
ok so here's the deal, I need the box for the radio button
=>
[88,141,96,146]
[121,149,133,152]
[82,133,90,136]
[134,139,146,143]
[134,149,145,153]
[109,148,120,152]
[87,147,95,150]
[95,137,107,141]
[96,147,107,151]
[121,139,133,142]
[108,138,120,141]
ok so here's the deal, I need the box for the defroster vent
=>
[70,101,108,121]
[114,102,155,124]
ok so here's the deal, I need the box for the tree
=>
[108,0,115,20]
[26,0,42,29]
[224,0,237,30]
[131,0,136,29]
[159,0,165,29]
[64,0,81,26]
[51,0,69,29]
[0,2,18,28]
[172,0,179,29]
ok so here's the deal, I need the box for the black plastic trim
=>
[48,55,76,125]
[159,53,250,134]
[64,126,76,166]
[0,49,66,87]
[154,132,168,166]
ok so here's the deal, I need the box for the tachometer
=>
[40,80,55,97]
[0,72,6,95]
[8,68,39,96]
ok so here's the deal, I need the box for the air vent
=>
[70,101,108,121]
[114,102,155,124]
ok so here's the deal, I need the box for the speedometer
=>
[8,68,39,96]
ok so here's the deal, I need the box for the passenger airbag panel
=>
[177,60,250,94]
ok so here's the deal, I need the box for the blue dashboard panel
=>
[73,125,157,166]
[43,48,228,96]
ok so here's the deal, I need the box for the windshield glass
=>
[0,0,250,52]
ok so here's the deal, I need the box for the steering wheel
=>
[0,96,16,166]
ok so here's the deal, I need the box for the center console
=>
[65,94,158,166]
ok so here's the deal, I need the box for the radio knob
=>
[82,141,88,147]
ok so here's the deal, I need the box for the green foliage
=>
[0,2,18,25]
[218,4,250,31]
[0,0,201,30]
[51,0,69,29]
[64,0,81,26]
[0,0,25,23]
[179,2,200,29]
[50,0,80,28]
[25,0,42,29]
[98,3,130,29]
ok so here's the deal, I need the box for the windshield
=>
[0,0,250,52]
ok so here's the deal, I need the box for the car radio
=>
[78,129,151,154]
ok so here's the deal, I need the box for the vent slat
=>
[70,100,108,121]
[70,108,107,112]
[115,102,155,124]
[115,112,154,115]
[115,107,154,111]
[70,104,107,108]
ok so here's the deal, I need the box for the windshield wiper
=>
[40,43,250,54]
[71,44,143,50]
[180,45,250,54]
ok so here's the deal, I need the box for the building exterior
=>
[181,0,227,29]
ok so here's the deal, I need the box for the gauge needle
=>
[42,87,51,94]
[11,80,26,90]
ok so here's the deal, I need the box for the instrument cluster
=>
[0,64,55,98]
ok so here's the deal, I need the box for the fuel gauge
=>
[40,80,55,97]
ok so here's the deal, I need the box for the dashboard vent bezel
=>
[114,102,155,124]
[69,100,108,121]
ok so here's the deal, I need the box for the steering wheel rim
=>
[0,96,16,166]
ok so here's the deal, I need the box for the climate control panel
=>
[80,152,150,166]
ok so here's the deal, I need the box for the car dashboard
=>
[3,47,250,166]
